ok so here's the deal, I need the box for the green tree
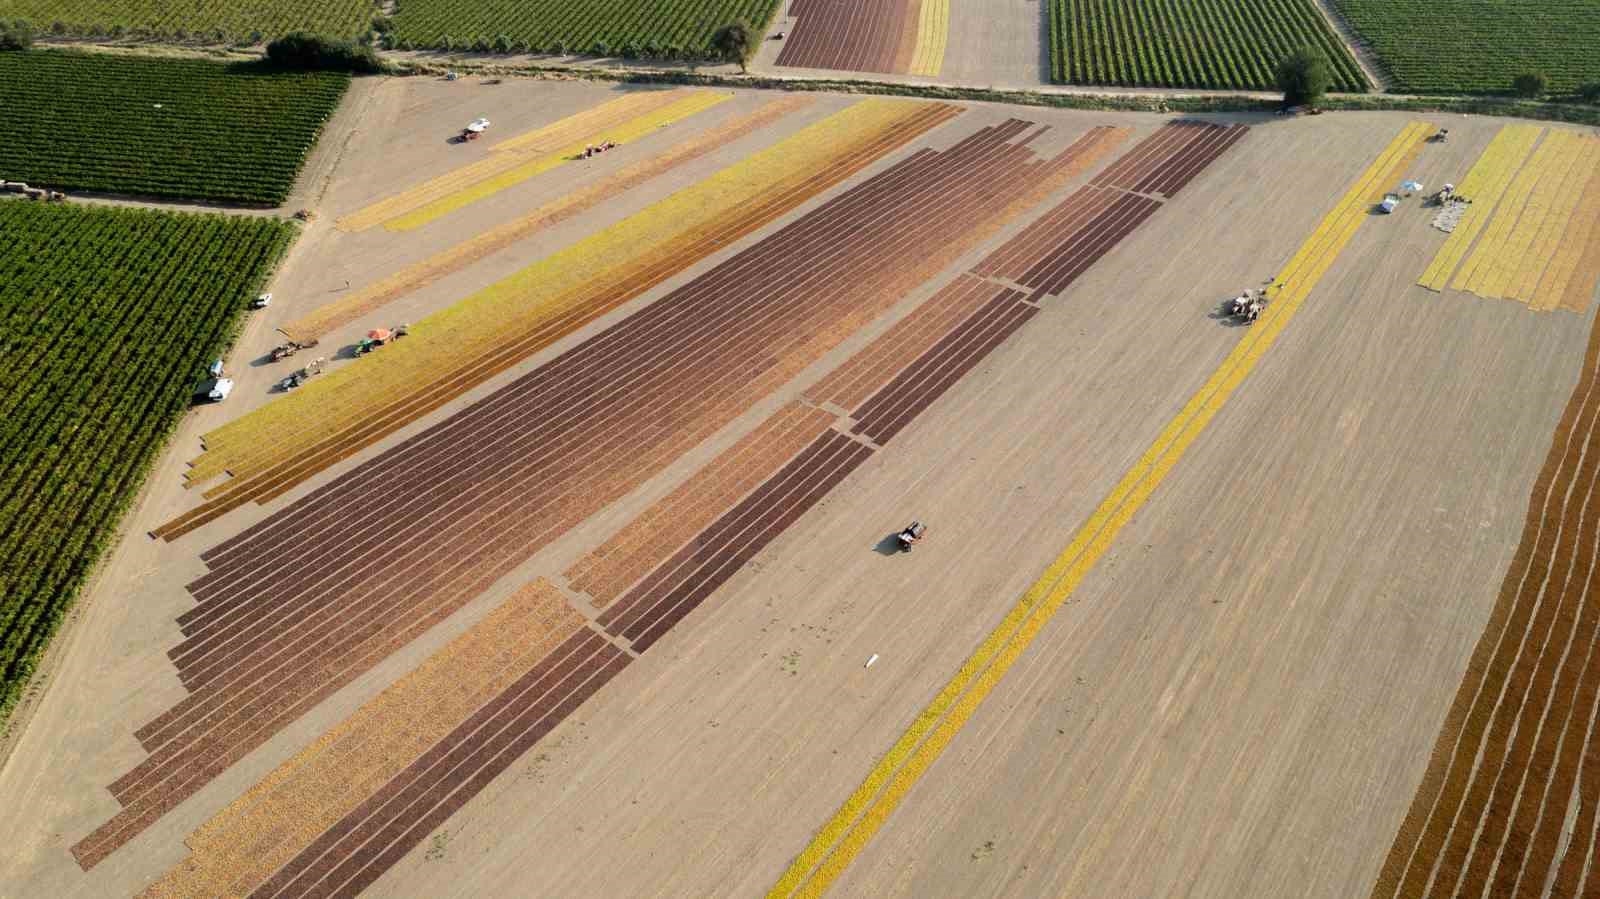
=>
[1512,72,1548,98]
[712,20,754,73]
[0,21,33,50]
[1275,47,1330,108]
[1577,82,1600,104]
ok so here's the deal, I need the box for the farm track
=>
[78,116,1110,870]
[1372,239,1600,897]
[153,102,960,538]
[130,117,1247,897]
[278,95,817,343]
[778,0,913,74]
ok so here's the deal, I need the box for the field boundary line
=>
[766,119,1431,898]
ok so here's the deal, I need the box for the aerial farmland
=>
[2,4,1600,899]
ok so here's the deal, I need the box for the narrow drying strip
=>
[564,402,835,606]
[599,431,876,652]
[907,0,949,77]
[156,100,961,539]
[335,88,704,232]
[383,90,735,232]
[133,580,580,896]
[1534,149,1600,314]
[849,290,1035,444]
[1417,125,1543,291]
[805,273,1001,410]
[279,95,816,343]
[1370,165,1600,899]
[769,120,1432,899]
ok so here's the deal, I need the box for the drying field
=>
[5,75,1600,899]
[773,0,947,76]
[0,50,348,204]
[1048,0,1365,90]
[0,201,292,730]
[1336,0,1600,95]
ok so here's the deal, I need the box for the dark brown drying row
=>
[565,402,836,607]
[74,119,1089,870]
[976,121,1250,302]
[251,630,630,899]
[850,290,1035,444]
[777,0,914,74]
[1089,120,1246,198]
[151,102,964,543]
[598,431,873,651]
[1369,278,1600,898]
[805,273,1002,411]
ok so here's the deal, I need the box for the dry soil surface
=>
[0,79,1590,899]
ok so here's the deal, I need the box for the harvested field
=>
[1418,125,1600,313]
[155,98,959,539]
[279,94,816,343]
[776,0,947,76]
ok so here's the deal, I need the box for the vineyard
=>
[0,50,348,205]
[0,201,294,729]
[385,0,780,56]
[1336,0,1600,94]
[1047,0,1366,91]
[0,0,371,44]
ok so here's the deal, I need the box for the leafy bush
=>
[0,21,33,49]
[1276,46,1332,107]
[265,30,382,72]
[1512,72,1548,98]
[712,20,754,72]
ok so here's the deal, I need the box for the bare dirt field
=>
[1,72,1596,899]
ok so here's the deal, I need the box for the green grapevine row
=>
[0,201,295,729]
[1335,1,1600,95]
[1048,0,1366,92]
[0,50,347,205]
[386,0,781,58]
[0,0,371,44]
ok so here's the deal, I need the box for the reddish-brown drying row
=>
[75,117,1105,870]
[777,0,916,74]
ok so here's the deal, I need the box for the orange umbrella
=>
[367,328,392,341]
